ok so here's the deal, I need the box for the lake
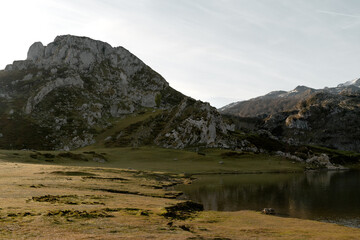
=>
[176,170,360,228]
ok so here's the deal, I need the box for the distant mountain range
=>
[220,79,360,152]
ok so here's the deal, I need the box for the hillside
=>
[220,85,316,117]
[0,35,235,150]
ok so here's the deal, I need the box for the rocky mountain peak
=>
[0,35,239,151]
[22,35,115,71]
[6,35,139,73]
[293,85,311,92]
[27,42,45,61]
[337,78,360,88]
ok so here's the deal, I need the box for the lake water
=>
[175,170,360,228]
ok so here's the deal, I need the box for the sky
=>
[1,0,360,108]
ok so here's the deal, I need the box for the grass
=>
[93,108,163,146]
[307,145,360,165]
[0,146,305,175]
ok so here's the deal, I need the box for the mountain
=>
[337,78,360,88]
[220,82,360,152]
[220,85,315,117]
[0,35,235,150]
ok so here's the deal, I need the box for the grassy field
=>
[0,146,305,175]
[0,156,359,239]
[1,147,360,239]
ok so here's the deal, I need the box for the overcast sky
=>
[1,0,360,108]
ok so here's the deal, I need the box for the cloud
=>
[317,10,360,18]
[1,1,360,108]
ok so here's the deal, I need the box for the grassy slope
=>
[93,108,163,146]
[0,147,305,175]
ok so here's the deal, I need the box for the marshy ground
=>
[0,148,360,239]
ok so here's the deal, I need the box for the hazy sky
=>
[1,0,360,108]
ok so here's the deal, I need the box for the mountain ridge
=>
[220,80,360,152]
[0,35,237,150]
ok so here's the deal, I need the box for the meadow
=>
[1,148,360,239]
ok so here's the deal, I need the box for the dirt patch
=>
[162,201,204,220]
[31,195,106,205]
[103,207,151,216]
[83,176,128,181]
[47,209,112,218]
[6,212,37,218]
[50,171,96,176]
[57,152,88,161]
[221,151,244,158]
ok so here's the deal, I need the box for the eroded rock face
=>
[260,92,360,152]
[155,98,234,149]
[223,82,360,152]
[0,35,234,150]
[27,42,45,61]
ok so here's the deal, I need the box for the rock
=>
[262,208,275,215]
[27,42,44,61]
[275,151,303,162]
[93,157,106,163]
[306,154,347,170]
[104,136,112,142]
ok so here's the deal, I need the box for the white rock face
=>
[157,98,232,149]
[306,154,347,170]
[27,42,44,61]
[285,117,309,129]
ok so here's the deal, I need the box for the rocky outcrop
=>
[306,154,347,170]
[104,97,247,150]
[155,98,234,149]
[25,76,84,114]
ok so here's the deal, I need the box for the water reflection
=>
[176,171,360,227]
